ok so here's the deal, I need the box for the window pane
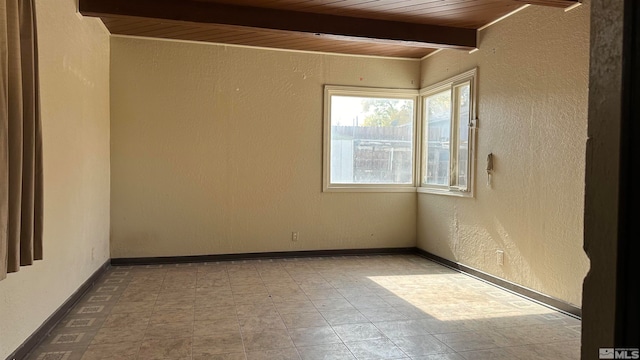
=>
[455,83,470,190]
[423,90,451,186]
[330,95,414,184]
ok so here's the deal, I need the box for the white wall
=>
[0,0,110,357]
[417,4,590,306]
[110,39,419,258]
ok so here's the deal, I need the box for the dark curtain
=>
[1,0,43,281]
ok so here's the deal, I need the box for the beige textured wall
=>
[0,0,110,357]
[417,4,590,306]
[110,38,419,258]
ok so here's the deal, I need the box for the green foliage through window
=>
[361,98,413,127]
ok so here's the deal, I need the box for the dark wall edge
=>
[110,247,416,265]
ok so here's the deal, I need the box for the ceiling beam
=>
[79,0,477,50]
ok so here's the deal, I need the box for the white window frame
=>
[418,68,477,197]
[323,85,420,192]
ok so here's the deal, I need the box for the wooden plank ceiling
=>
[80,0,580,59]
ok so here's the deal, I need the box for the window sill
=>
[417,187,474,198]
[324,186,418,193]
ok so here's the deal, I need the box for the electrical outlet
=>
[292,232,298,242]
[496,250,504,266]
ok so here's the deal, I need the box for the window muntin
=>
[420,69,476,196]
[324,86,418,191]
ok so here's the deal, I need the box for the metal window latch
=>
[469,118,478,128]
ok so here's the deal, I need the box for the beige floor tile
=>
[493,324,581,346]
[154,299,195,311]
[411,354,466,360]
[109,301,155,314]
[137,337,192,360]
[117,291,158,303]
[160,285,196,293]
[299,282,334,292]
[196,296,236,308]
[196,284,233,293]
[392,305,432,320]
[229,278,264,287]
[346,296,391,310]
[344,338,407,360]
[332,323,386,342]
[194,318,241,335]
[195,271,229,280]
[242,329,294,351]
[234,293,274,305]
[268,286,305,294]
[80,342,140,360]
[235,303,279,318]
[536,313,581,326]
[274,300,318,314]
[195,305,238,320]
[193,352,247,360]
[373,320,431,339]
[418,318,478,335]
[192,332,245,356]
[102,312,151,328]
[245,347,301,360]
[280,311,329,329]
[338,287,376,299]
[90,325,147,345]
[458,347,523,360]
[358,307,409,322]
[263,278,298,286]
[239,314,286,332]
[296,343,357,360]
[144,321,194,339]
[433,330,512,352]
[195,284,232,294]
[303,288,344,300]
[510,340,580,360]
[271,292,309,302]
[391,335,452,357]
[149,308,195,325]
[289,326,342,347]
[312,298,355,312]
[378,296,414,308]
[156,291,196,302]
[232,284,269,295]
[321,309,369,326]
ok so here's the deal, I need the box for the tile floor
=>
[26,255,581,360]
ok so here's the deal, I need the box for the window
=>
[420,68,477,196]
[323,86,418,192]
